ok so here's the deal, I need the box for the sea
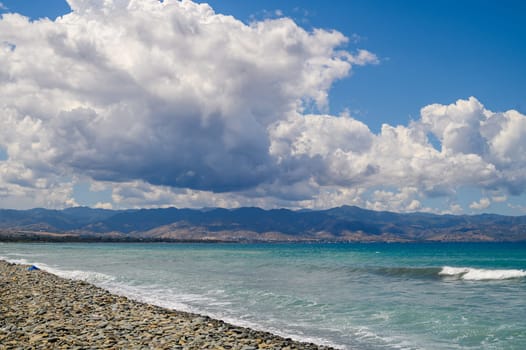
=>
[1,242,525,349]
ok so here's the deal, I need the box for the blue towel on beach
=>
[27,265,40,271]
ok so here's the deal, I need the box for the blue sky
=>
[203,0,526,130]
[4,0,525,130]
[0,0,525,215]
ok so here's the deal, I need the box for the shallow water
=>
[1,242,525,349]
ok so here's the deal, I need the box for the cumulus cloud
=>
[444,204,464,215]
[266,97,526,212]
[0,175,78,210]
[94,201,113,209]
[0,0,365,194]
[0,0,525,213]
[110,180,271,209]
[420,97,526,194]
[366,187,423,213]
[469,198,491,210]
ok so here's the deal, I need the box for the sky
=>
[0,0,525,215]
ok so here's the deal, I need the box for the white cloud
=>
[365,187,423,213]
[0,1,525,213]
[420,97,526,194]
[0,0,361,196]
[492,195,507,203]
[94,201,113,209]
[110,180,280,209]
[89,181,110,192]
[0,175,78,209]
[444,204,464,215]
[266,97,526,211]
[344,49,379,66]
[508,203,526,213]
[469,197,491,210]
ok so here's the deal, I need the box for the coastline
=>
[0,260,335,349]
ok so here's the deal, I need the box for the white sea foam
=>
[4,243,526,350]
[1,254,344,348]
[439,266,526,280]
[0,256,31,265]
[41,265,116,284]
[102,284,346,349]
[0,256,116,285]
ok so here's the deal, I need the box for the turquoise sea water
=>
[1,242,525,349]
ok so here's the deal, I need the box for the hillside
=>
[0,206,525,242]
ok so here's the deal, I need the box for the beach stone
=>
[0,260,334,350]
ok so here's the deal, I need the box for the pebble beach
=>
[0,260,334,350]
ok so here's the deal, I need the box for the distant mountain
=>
[1,205,525,242]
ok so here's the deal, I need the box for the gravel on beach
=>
[0,260,335,350]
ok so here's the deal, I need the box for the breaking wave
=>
[439,266,526,281]
[371,266,526,281]
[0,255,115,284]
[40,265,116,284]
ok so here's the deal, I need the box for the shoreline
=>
[0,260,336,349]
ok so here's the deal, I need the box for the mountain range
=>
[1,206,525,242]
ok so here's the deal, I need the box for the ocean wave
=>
[0,256,31,265]
[0,256,116,284]
[370,265,526,281]
[1,255,343,348]
[372,266,442,279]
[41,265,116,284]
[100,284,346,349]
[439,266,526,281]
